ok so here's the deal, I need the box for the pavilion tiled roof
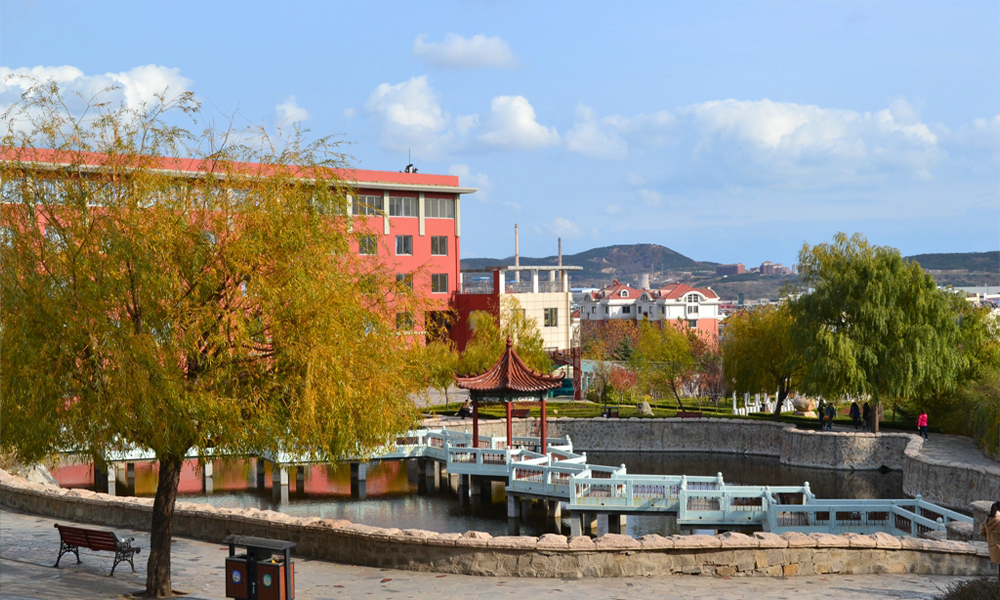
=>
[454,338,562,394]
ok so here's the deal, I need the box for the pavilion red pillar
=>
[472,399,479,449]
[540,398,547,454]
[506,402,513,450]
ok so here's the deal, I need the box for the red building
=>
[345,169,477,335]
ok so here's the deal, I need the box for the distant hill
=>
[461,243,716,286]
[461,245,999,297]
[905,251,999,272]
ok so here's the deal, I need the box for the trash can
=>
[223,534,296,600]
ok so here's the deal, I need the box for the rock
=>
[791,395,816,412]
[637,401,654,417]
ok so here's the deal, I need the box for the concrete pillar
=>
[478,479,492,504]
[507,494,521,519]
[406,459,419,484]
[256,457,266,489]
[569,511,583,538]
[458,474,471,501]
[583,512,597,536]
[547,500,563,533]
[596,514,609,537]
[425,460,439,490]
[272,465,289,503]
[202,460,214,495]
[295,466,306,493]
[520,497,533,522]
[608,514,627,534]
[351,462,367,500]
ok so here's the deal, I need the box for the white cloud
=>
[341,107,355,119]
[638,189,662,206]
[478,96,559,150]
[566,103,629,160]
[449,164,491,202]
[606,204,624,215]
[363,76,449,153]
[539,217,581,239]
[1,64,193,111]
[276,96,310,125]
[412,33,517,69]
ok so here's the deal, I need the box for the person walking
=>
[825,403,836,430]
[917,409,929,441]
[849,401,861,430]
[980,501,1000,577]
[862,402,872,432]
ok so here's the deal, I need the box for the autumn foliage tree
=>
[721,304,804,419]
[0,82,424,597]
[458,295,551,375]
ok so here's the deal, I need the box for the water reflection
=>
[50,451,904,538]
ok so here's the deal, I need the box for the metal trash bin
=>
[223,535,295,600]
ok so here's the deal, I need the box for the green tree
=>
[1,82,423,596]
[458,296,551,374]
[721,304,804,419]
[628,321,695,409]
[790,233,960,433]
[422,340,460,409]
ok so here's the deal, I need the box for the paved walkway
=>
[1,508,993,600]
[825,424,999,469]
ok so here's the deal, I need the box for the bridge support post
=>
[272,465,289,503]
[569,511,583,538]
[476,479,492,504]
[583,512,596,536]
[596,513,608,536]
[351,462,367,499]
[295,465,305,493]
[202,460,214,494]
[608,514,626,534]
[425,460,439,490]
[507,493,521,535]
[520,497,533,522]
[458,474,471,501]
[256,457,266,489]
[547,500,562,532]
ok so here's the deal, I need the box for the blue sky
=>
[2,1,998,267]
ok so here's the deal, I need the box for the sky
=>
[2,1,998,267]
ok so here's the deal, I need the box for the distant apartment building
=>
[716,263,746,276]
[452,265,582,352]
[579,280,721,341]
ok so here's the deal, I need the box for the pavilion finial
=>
[506,336,513,348]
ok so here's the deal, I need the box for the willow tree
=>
[458,296,551,374]
[628,320,694,408]
[721,304,804,419]
[1,82,423,597]
[790,233,959,433]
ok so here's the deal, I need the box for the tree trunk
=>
[146,455,183,597]
[772,385,788,421]
[872,400,881,434]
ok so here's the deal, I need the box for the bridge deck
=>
[95,427,971,537]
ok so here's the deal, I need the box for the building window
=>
[430,236,448,256]
[620,290,629,297]
[687,320,697,328]
[686,305,699,315]
[396,273,413,290]
[431,273,448,293]
[353,194,383,216]
[622,306,631,314]
[425,197,455,218]
[396,312,414,331]
[544,308,558,327]
[388,196,417,217]
[686,293,700,303]
[591,306,596,313]
[358,235,377,255]
[395,235,413,255]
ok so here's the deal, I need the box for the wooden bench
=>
[601,407,620,418]
[54,523,141,575]
[510,408,530,418]
[676,411,703,419]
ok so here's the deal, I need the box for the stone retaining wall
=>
[426,417,999,511]
[1,469,992,578]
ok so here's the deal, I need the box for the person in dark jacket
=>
[849,401,861,430]
[862,402,872,431]
[825,403,835,430]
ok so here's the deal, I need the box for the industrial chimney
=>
[639,273,650,290]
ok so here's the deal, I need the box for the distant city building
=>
[452,265,582,353]
[716,263,746,276]
[579,279,720,341]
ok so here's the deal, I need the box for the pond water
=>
[51,451,903,538]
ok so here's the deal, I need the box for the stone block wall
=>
[1,469,993,578]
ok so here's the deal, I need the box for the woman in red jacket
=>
[917,410,928,441]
